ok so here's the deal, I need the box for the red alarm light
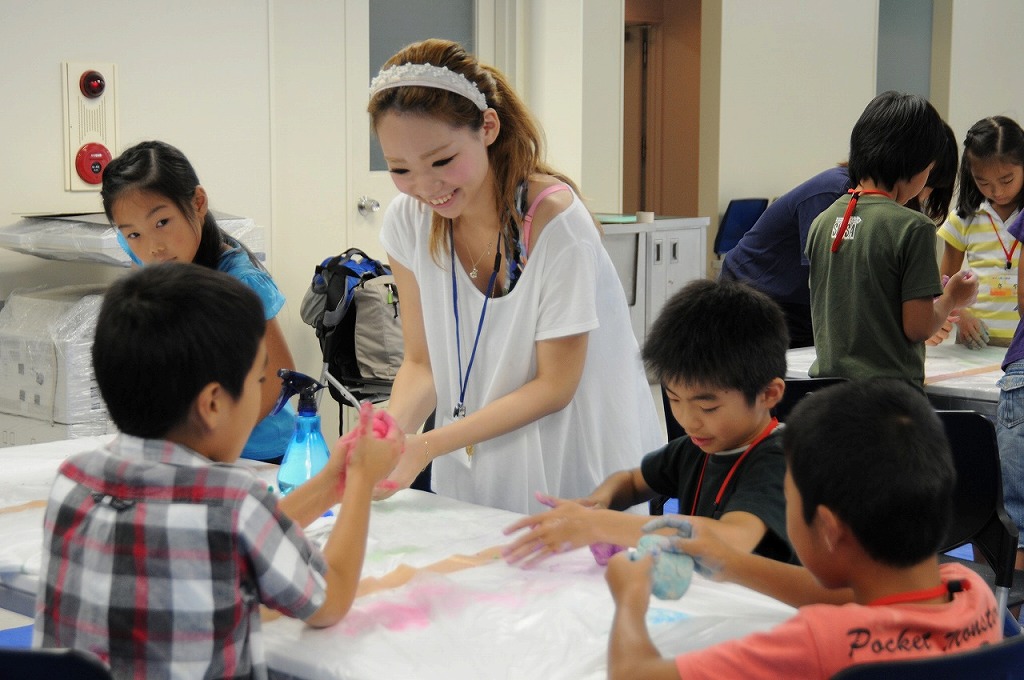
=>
[80,70,106,98]
[75,143,112,184]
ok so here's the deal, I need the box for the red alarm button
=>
[80,70,106,98]
[75,143,112,185]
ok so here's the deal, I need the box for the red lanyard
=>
[985,212,1019,270]
[690,418,779,516]
[868,579,968,606]
[830,189,893,253]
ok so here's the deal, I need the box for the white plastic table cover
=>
[786,341,1006,407]
[0,435,277,612]
[0,436,796,680]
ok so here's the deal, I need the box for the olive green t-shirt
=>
[805,195,942,384]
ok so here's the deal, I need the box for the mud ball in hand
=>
[635,534,694,600]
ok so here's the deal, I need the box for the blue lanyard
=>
[449,224,500,418]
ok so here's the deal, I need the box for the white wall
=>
[715,0,878,216]
[5,0,1024,438]
[945,0,1024,146]
[0,0,621,441]
[0,0,273,299]
[268,1,350,413]
[523,0,623,213]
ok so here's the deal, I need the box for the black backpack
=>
[299,248,402,404]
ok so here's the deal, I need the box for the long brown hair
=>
[368,39,587,262]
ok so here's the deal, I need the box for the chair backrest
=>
[773,377,847,422]
[713,197,769,256]
[0,647,113,680]
[829,631,1024,679]
[937,410,1019,601]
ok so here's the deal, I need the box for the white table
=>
[0,436,795,680]
[0,435,118,616]
[787,342,1006,416]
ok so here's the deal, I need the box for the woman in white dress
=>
[369,39,662,514]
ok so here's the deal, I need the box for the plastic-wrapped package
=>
[0,284,115,435]
[0,212,265,266]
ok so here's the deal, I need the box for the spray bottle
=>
[273,369,330,496]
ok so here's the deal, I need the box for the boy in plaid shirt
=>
[34,263,401,679]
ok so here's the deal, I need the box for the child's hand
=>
[605,551,653,608]
[530,491,623,565]
[347,432,402,486]
[955,309,990,350]
[644,515,731,581]
[945,270,979,310]
[337,403,403,493]
[925,315,955,346]
[501,495,594,566]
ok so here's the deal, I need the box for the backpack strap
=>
[521,184,571,259]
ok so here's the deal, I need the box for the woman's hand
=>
[373,432,429,500]
[346,422,402,488]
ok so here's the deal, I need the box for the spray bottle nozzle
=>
[273,369,326,416]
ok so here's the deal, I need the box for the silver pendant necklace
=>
[467,238,494,279]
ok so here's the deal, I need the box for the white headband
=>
[369,62,488,111]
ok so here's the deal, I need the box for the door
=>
[343,0,495,259]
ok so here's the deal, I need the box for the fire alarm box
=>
[62,62,119,192]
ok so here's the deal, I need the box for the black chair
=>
[937,410,1024,613]
[773,377,847,422]
[829,630,1024,679]
[0,647,113,679]
[649,384,687,515]
[713,197,769,257]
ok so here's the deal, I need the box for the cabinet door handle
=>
[654,239,663,264]
[670,239,679,263]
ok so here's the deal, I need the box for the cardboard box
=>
[0,411,116,448]
[0,284,108,425]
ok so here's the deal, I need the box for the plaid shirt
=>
[34,435,327,679]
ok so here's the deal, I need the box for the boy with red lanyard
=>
[606,379,999,679]
[805,91,977,385]
[502,279,795,568]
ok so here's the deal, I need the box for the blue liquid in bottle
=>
[277,411,330,496]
